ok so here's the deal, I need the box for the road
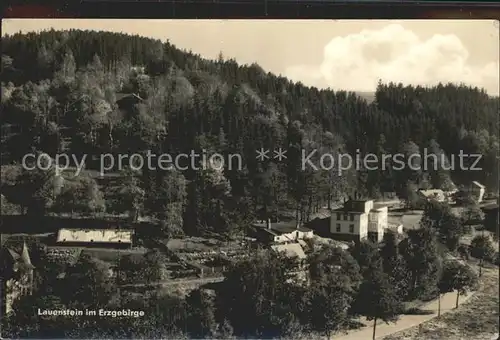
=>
[332,290,474,340]
[334,257,480,340]
[120,276,224,288]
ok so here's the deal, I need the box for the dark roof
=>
[116,93,143,102]
[256,228,278,236]
[332,199,374,213]
[7,248,20,260]
[252,221,312,234]
[331,207,365,215]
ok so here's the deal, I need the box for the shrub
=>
[404,307,434,315]
[470,235,495,262]
[457,244,470,260]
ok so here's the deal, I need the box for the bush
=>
[457,244,470,260]
[404,307,434,315]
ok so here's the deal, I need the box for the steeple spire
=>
[20,241,33,267]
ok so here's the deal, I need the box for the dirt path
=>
[384,267,499,340]
[120,276,224,288]
[332,289,474,340]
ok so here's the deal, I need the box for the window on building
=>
[350,214,354,221]
[336,224,341,232]
[337,213,341,220]
[344,214,348,221]
[349,224,354,233]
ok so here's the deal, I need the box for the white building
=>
[418,188,458,203]
[418,189,446,203]
[330,199,389,242]
[56,229,133,248]
[368,205,389,242]
[471,181,485,203]
[252,220,314,244]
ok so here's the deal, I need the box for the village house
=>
[55,228,134,249]
[115,93,144,111]
[418,189,446,203]
[0,241,35,315]
[470,181,486,203]
[330,198,392,242]
[250,220,314,244]
[418,188,458,204]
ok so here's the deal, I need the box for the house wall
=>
[330,213,368,240]
[368,208,388,242]
[269,230,314,243]
[294,230,314,240]
[266,230,314,243]
[274,234,292,243]
[364,200,374,213]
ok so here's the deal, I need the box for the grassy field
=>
[388,206,472,232]
[79,247,148,262]
[383,266,499,340]
[166,237,244,253]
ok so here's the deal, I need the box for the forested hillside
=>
[1,29,498,234]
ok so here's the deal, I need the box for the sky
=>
[2,19,499,95]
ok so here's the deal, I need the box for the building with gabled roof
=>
[330,198,391,242]
[115,92,144,111]
[250,220,314,244]
[471,181,486,203]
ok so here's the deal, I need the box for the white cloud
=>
[286,24,499,95]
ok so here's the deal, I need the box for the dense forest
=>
[1,29,498,340]
[1,29,498,235]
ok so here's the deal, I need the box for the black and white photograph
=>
[1,19,499,339]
